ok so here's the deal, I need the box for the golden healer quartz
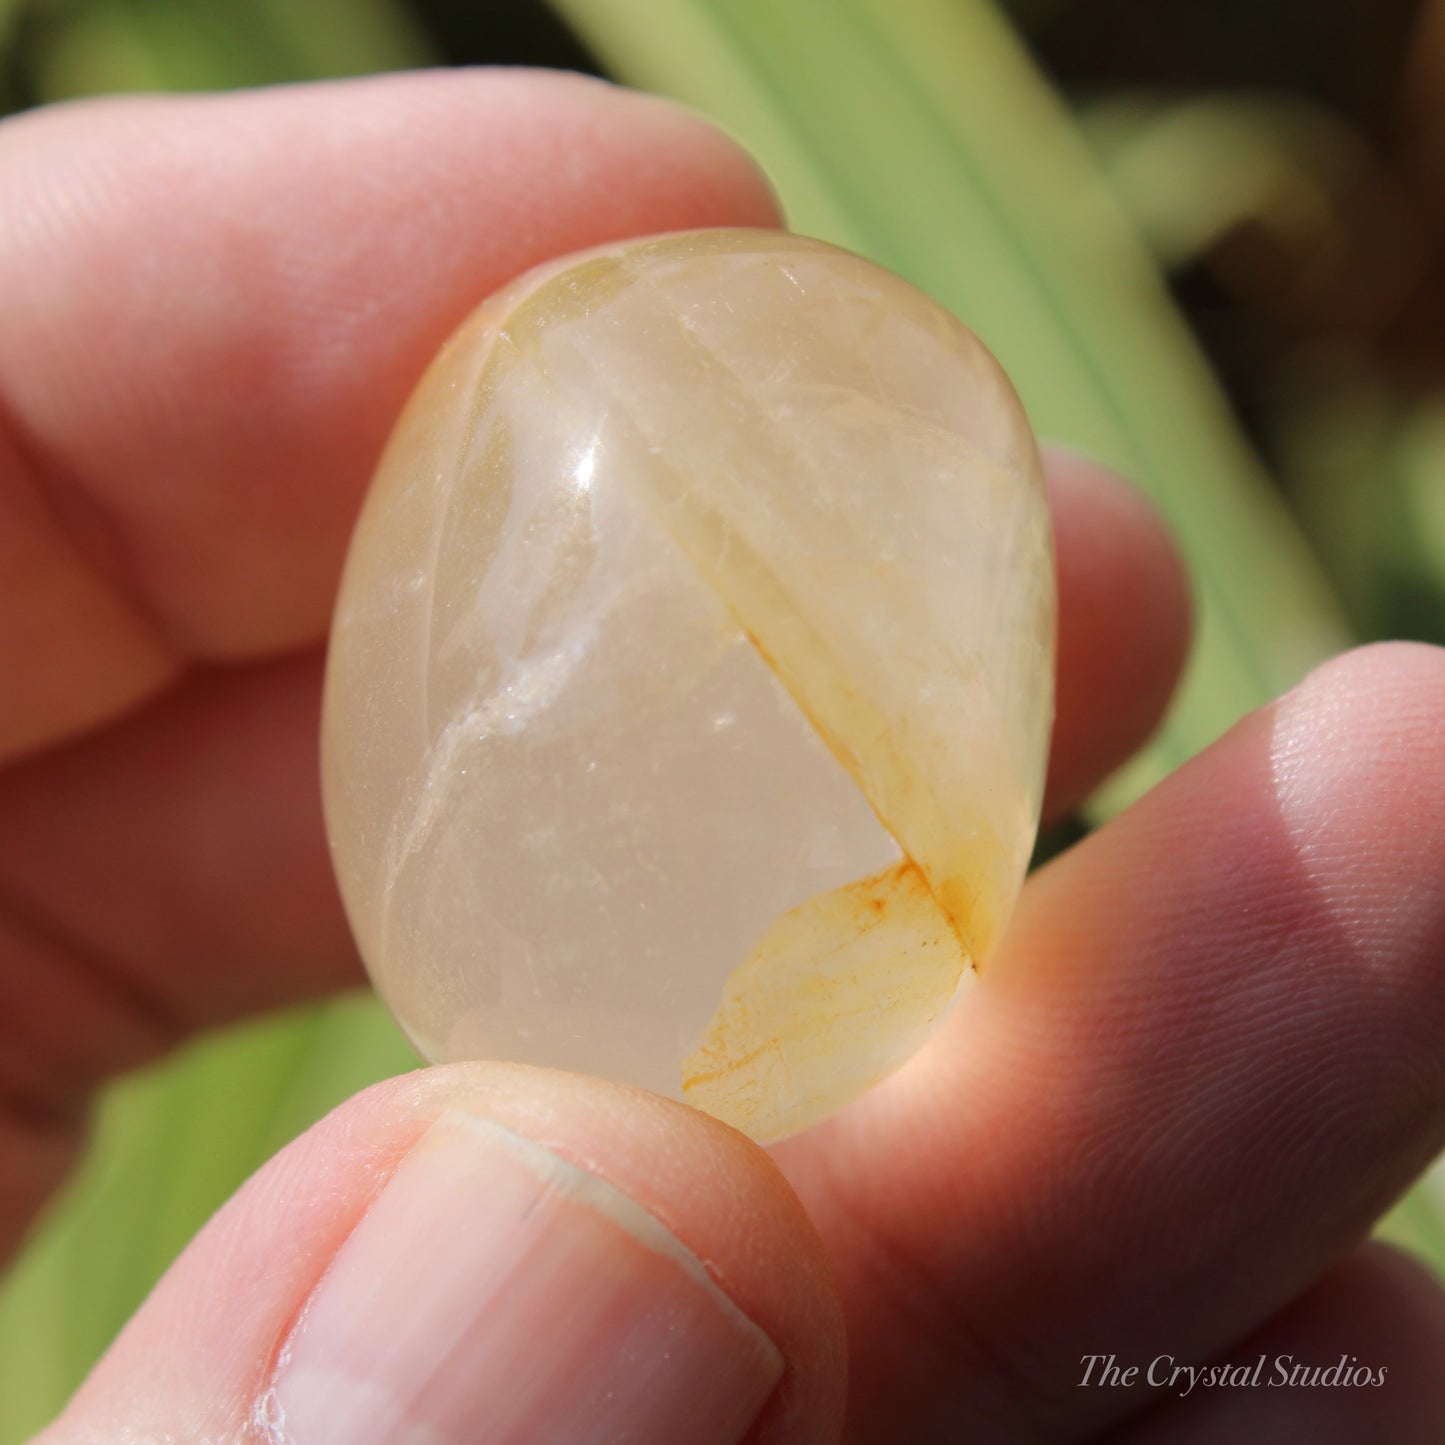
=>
[322,230,1055,1142]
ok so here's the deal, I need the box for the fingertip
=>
[583,76,784,230]
[1277,639,1445,785]
[1261,642,1445,1038]
[1271,643,1445,899]
[1042,447,1194,820]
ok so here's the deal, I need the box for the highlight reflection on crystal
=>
[322,230,1055,1142]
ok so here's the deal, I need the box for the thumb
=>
[33,1064,845,1445]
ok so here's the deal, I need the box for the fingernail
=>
[261,1109,782,1445]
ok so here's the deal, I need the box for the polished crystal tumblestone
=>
[322,230,1054,1142]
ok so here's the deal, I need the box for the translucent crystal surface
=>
[322,231,1055,1141]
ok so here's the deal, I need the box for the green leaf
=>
[0,0,21,53]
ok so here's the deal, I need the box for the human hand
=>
[4,69,1445,1445]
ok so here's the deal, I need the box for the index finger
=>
[0,69,780,759]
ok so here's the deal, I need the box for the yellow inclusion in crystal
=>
[681,859,970,1140]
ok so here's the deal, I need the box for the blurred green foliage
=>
[0,1,1442,1438]
[1026,0,1445,653]
[3,0,430,98]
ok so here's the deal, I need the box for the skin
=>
[2,68,1444,1443]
